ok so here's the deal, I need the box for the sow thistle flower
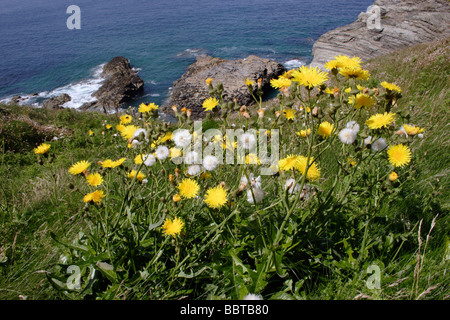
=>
[387,144,412,167]
[162,217,184,237]
[349,93,375,109]
[128,170,146,181]
[100,158,126,168]
[326,55,362,70]
[402,124,425,136]
[86,173,103,187]
[296,128,311,138]
[291,65,329,89]
[283,108,295,120]
[270,77,292,89]
[339,66,370,80]
[34,142,50,155]
[389,171,399,182]
[202,97,219,112]
[317,121,334,138]
[204,185,228,209]
[279,154,300,171]
[83,189,105,204]
[139,102,159,113]
[381,81,402,93]
[245,78,255,87]
[69,160,91,175]
[119,125,139,140]
[119,114,132,125]
[366,112,396,130]
[295,156,321,181]
[177,178,200,199]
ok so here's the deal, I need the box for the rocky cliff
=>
[310,0,450,67]
[163,54,286,119]
[80,56,144,113]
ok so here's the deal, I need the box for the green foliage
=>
[0,39,448,300]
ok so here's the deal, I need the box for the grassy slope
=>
[0,38,448,300]
[309,37,450,299]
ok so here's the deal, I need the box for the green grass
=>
[0,38,449,300]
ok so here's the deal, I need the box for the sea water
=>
[0,0,374,109]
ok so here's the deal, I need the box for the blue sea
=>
[0,0,374,109]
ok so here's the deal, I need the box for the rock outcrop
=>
[163,54,286,119]
[81,56,144,113]
[310,0,450,67]
[43,93,71,110]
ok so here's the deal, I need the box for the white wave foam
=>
[176,48,208,58]
[1,63,106,109]
[283,59,304,69]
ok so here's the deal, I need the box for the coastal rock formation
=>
[310,0,450,67]
[81,56,144,113]
[164,54,286,119]
[43,93,71,110]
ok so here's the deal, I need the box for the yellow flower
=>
[389,171,398,181]
[204,185,228,209]
[139,102,159,113]
[83,189,105,204]
[381,81,402,93]
[270,77,292,89]
[387,144,412,167]
[162,217,184,237]
[68,160,91,175]
[177,178,200,199]
[347,157,357,167]
[403,124,425,136]
[334,55,362,69]
[324,87,334,95]
[366,112,396,130]
[349,93,375,109]
[105,124,112,130]
[170,147,182,159]
[134,154,144,164]
[339,66,370,80]
[246,153,261,165]
[200,172,212,180]
[324,59,341,71]
[246,78,255,86]
[89,129,94,136]
[100,158,125,168]
[317,121,334,138]
[279,154,301,171]
[291,66,329,89]
[173,194,182,202]
[283,108,295,120]
[34,143,50,155]
[119,114,133,125]
[295,156,321,181]
[86,173,103,187]
[296,128,311,138]
[116,124,125,132]
[120,125,139,139]
[158,132,173,144]
[206,78,213,85]
[202,97,219,111]
[128,170,146,181]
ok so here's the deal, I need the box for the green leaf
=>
[95,261,118,282]
[50,232,91,253]
[178,266,210,278]
[148,215,165,231]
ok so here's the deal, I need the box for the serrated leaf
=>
[95,261,117,282]
[178,266,210,278]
